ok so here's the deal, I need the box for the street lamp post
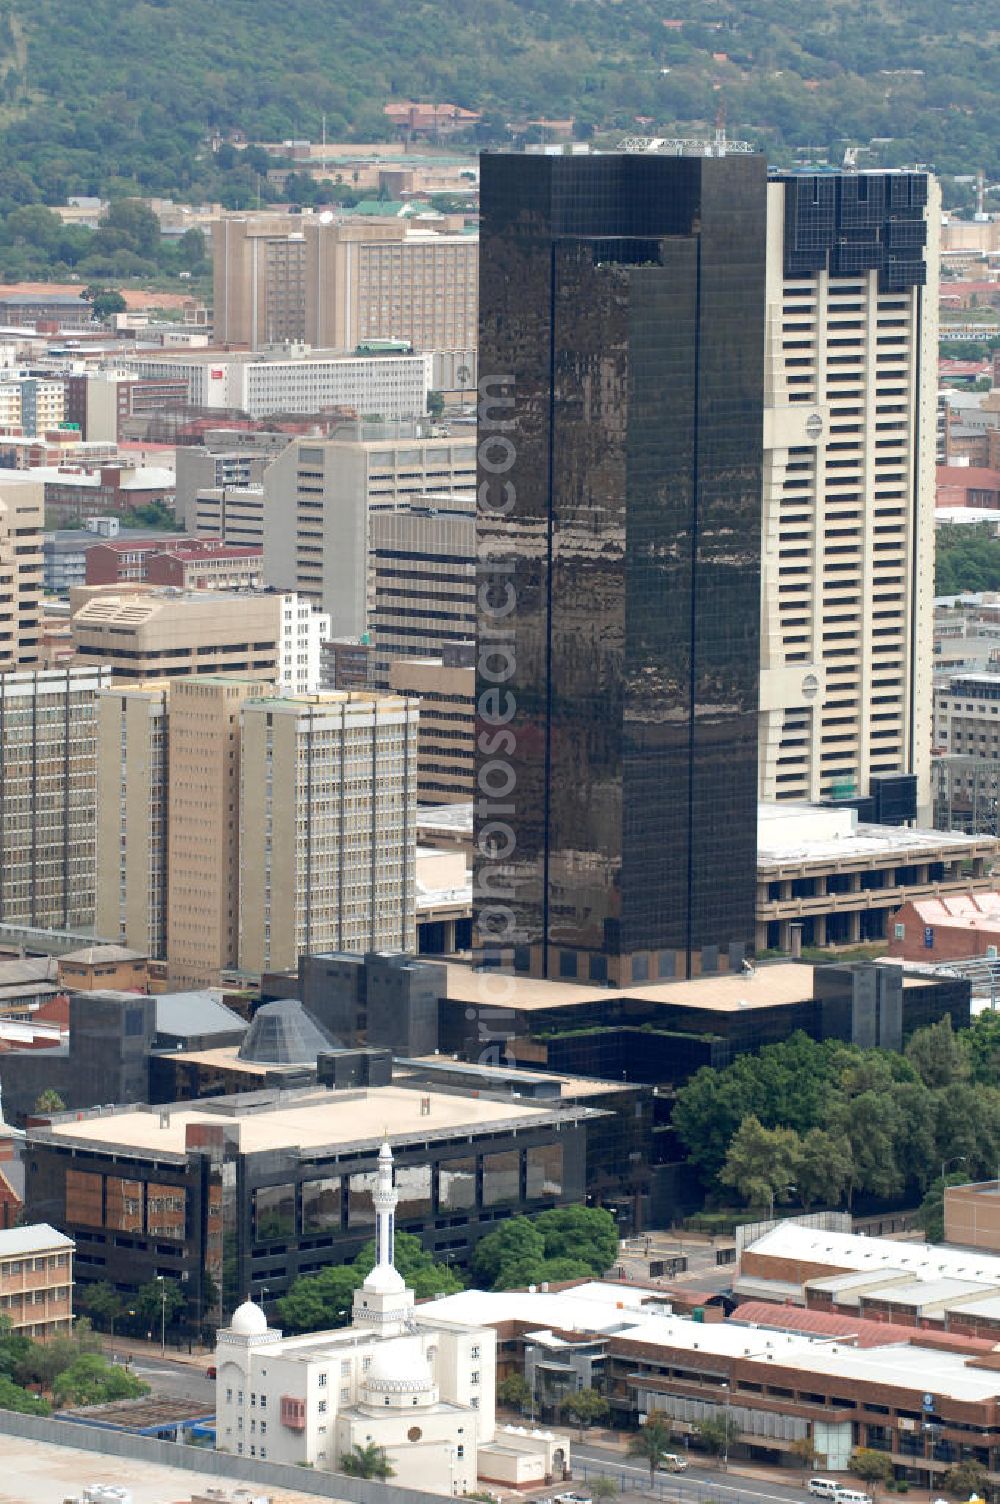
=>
[942,1155,967,1187]
[155,1275,166,1357]
[721,1383,731,1471]
[768,1182,797,1221]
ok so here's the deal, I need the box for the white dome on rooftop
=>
[364,1337,435,1393]
[230,1298,268,1337]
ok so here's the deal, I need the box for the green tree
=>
[905,1015,969,1089]
[719,1115,800,1209]
[352,1230,463,1300]
[15,1319,101,1391]
[426,389,445,420]
[628,1416,675,1486]
[81,1282,124,1337]
[497,1372,532,1414]
[119,499,180,531]
[278,1264,359,1333]
[562,1387,608,1437]
[52,1353,150,1407]
[0,1316,31,1383]
[0,1374,49,1414]
[963,1009,1000,1084]
[591,1479,619,1502]
[472,1217,545,1289]
[696,1413,741,1465]
[793,1128,854,1210]
[941,1459,989,1500]
[339,1442,395,1480]
[134,1277,186,1333]
[86,288,126,322]
[672,1033,837,1181]
[535,1257,596,1283]
[849,1448,894,1494]
[828,1090,906,1204]
[96,199,160,261]
[178,226,207,272]
[278,1232,462,1334]
[789,1435,818,1474]
[534,1206,619,1276]
[33,1089,65,1114]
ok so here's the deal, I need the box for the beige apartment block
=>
[367,495,475,684]
[70,586,282,682]
[213,213,477,353]
[760,174,939,820]
[238,691,418,975]
[167,677,267,988]
[95,682,169,959]
[0,1224,73,1341]
[0,475,42,669]
[388,655,474,803]
[0,666,111,930]
[192,484,265,549]
[262,434,476,626]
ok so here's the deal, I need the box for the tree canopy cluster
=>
[674,1017,1000,1213]
[0,197,208,285]
[936,523,1000,599]
[277,1206,617,1332]
[471,1206,618,1291]
[0,1314,149,1414]
[0,0,995,205]
[277,1230,464,1333]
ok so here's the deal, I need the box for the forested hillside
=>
[0,0,995,203]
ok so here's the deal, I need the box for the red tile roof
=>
[894,892,1000,930]
[730,1299,997,1353]
[937,466,1000,489]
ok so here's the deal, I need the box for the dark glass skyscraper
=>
[475,152,767,986]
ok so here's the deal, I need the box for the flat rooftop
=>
[39,1084,564,1157]
[402,1056,632,1099]
[0,1432,324,1504]
[444,960,820,1013]
[416,801,473,833]
[757,801,994,866]
[423,1282,1000,1403]
[164,1045,276,1076]
[745,1222,1000,1285]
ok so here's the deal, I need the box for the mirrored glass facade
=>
[253,1183,295,1243]
[476,153,766,982]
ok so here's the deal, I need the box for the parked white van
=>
[808,1481,841,1500]
[835,1491,873,1504]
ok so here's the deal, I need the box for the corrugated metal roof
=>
[155,990,246,1040]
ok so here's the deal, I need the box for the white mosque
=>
[214,1142,568,1494]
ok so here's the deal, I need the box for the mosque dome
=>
[230,1298,268,1337]
[364,1337,436,1395]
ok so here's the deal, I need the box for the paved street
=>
[100,1344,217,1408]
[570,1443,812,1504]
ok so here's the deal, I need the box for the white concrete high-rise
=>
[760,171,939,820]
[278,593,329,695]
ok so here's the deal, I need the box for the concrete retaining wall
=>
[0,1407,444,1503]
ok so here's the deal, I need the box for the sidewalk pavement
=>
[99,1334,216,1370]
